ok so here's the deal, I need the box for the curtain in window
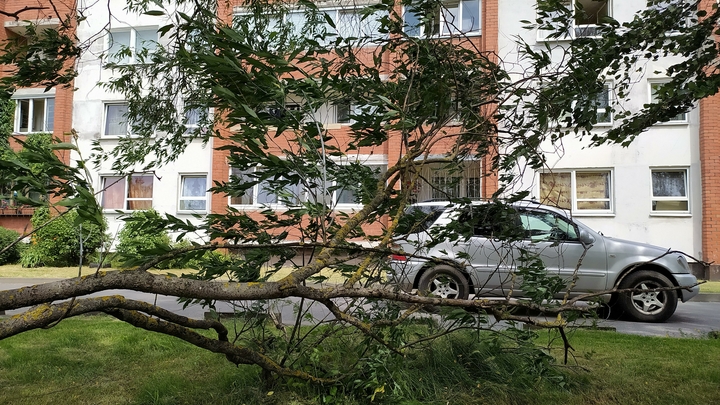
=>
[575,172,610,209]
[127,175,153,210]
[101,176,125,209]
[180,176,206,210]
[105,104,128,135]
[540,172,571,209]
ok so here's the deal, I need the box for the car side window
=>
[519,210,579,242]
[459,204,524,239]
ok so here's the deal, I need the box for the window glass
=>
[104,103,129,136]
[101,176,126,209]
[650,82,687,122]
[461,0,480,32]
[595,85,612,123]
[14,97,54,133]
[229,168,254,205]
[135,29,157,54]
[540,172,571,209]
[126,175,153,210]
[651,170,688,212]
[519,210,578,242]
[539,171,612,212]
[337,164,386,204]
[179,175,207,211]
[109,31,131,64]
[575,172,610,210]
[403,8,422,36]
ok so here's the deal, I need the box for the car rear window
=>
[395,205,446,235]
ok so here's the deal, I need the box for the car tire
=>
[417,265,470,300]
[617,270,678,322]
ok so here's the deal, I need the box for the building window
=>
[236,7,387,47]
[593,84,612,125]
[336,164,387,205]
[404,0,481,37]
[101,174,153,210]
[14,97,54,133]
[413,161,483,201]
[179,175,207,212]
[649,81,687,123]
[574,0,609,37]
[539,170,612,213]
[537,0,609,40]
[104,103,129,136]
[651,169,688,213]
[229,168,303,207]
[107,27,158,65]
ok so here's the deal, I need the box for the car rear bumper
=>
[673,273,700,302]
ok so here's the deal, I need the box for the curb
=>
[693,293,720,303]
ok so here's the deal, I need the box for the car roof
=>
[409,199,571,217]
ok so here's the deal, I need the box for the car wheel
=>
[417,265,470,300]
[617,270,678,322]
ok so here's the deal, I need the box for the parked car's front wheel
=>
[617,270,678,322]
[417,265,470,300]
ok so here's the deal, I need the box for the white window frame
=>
[538,169,614,215]
[106,27,158,65]
[103,102,130,137]
[178,174,208,213]
[403,0,482,38]
[650,167,690,215]
[594,83,613,126]
[412,160,483,202]
[228,167,305,209]
[99,174,154,211]
[648,80,688,124]
[234,6,388,47]
[12,95,55,133]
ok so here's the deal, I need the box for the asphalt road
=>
[1,278,719,338]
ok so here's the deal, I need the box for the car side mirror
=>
[579,229,595,245]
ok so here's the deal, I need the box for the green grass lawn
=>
[0,317,719,405]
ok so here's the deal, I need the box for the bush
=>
[20,207,106,267]
[0,226,21,265]
[114,209,172,268]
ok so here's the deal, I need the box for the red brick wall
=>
[0,0,76,233]
[700,94,720,279]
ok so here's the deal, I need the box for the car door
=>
[457,205,522,297]
[517,209,608,296]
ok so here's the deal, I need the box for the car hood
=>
[601,235,669,255]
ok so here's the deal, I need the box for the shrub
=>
[114,209,172,268]
[0,226,21,265]
[20,207,106,267]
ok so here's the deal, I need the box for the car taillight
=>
[390,242,407,261]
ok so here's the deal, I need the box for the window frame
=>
[102,102,130,137]
[650,167,690,215]
[12,95,55,134]
[538,169,614,215]
[335,161,388,208]
[594,82,613,126]
[403,0,482,38]
[228,167,305,209]
[648,80,688,124]
[413,160,484,202]
[100,174,154,211]
[178,174,208,213]
[106,27,158,65]
[537,0,611,41]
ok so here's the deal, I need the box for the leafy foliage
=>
[114,209,173,268]
[20,207,106,267]
[0,227,21,265]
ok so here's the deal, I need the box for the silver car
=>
[389,201,700,322]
